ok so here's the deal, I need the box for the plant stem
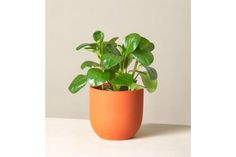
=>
[120,62,124,73]
[121,61,125,73]
[134,73,140,80]
[132,61,138,77]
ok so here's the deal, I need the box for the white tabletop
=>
[46,118,190,157]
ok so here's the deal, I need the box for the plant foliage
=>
[69,31,158,93]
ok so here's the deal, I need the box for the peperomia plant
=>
[68,31,158,93]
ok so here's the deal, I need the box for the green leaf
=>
[123,33,141,54]
[130,83,145,91]
[81,61,100,70]
[144,66,158,80]
[104,64,120,80]
[117,44,124,53]
[140,73,158,93]
[76,43,98,52]
[108,37,119,43]
[139,37,155,51]
[124,55,133,69]
[111,84,120,91]
[101,53,124,69]
[103,43,121,55]
[87,68,110,86]
[110,73,134,86]
[76,43,90,51]
[93,31,104,43]
[119,86,129,91]
[84,43,98,52]
[132,50,154,66]
[68,74,87,93]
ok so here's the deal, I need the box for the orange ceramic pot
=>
[89,87,144,140]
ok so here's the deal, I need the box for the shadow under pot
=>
[89,87,143,140]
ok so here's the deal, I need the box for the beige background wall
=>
[46,0,190,125]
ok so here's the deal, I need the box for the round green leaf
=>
[144,66,158,80]
[101,53,124,69]
[132,50,154,66]
[110,73,134,86]
[123,33,141,54]
[139,37,155,51]
[68,74,87,93]
[81,61,100,70]
[140,73,158,93]
[93,31,104,43]
[87,68,110,86]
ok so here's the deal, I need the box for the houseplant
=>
[69,31,158,140]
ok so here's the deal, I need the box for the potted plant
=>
[68,31,158,140]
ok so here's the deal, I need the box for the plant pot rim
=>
[90,86,144,93]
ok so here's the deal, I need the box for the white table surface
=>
[46,118,190,157]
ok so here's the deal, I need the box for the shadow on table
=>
[134,123,190,139]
